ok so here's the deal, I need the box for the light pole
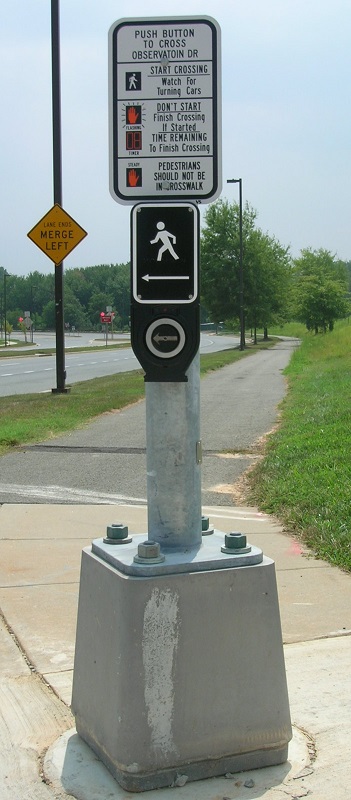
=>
[227,178,245,350]
[30,283,37,343]
[51,0,67,392]
[4,270,9,348]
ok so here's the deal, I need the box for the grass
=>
[0,339,273,456]
[264,321,306,339]
[248,320,351,572]
[0,370,146,453]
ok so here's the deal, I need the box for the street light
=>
[30,283,37,343]
[3,270,9,348]
[227,178,245,350]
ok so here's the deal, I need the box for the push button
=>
[145,318,186,359]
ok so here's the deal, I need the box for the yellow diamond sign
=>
[27,204,88,265]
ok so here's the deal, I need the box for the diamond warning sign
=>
[27,204,87,265]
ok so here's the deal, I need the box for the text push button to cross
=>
[145,318,186,359]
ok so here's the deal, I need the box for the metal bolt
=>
[221,532,252,555]
[133,540,166,565]
[107,523,128,539]
[201,515,214,536]
[225,532,247,549]
[138,540,160,559]
[103,522,132,545]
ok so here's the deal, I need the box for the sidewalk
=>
[1,501,351,799]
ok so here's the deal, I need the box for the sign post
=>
[72,15,291,794]
[27,203,87,386]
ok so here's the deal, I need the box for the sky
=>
[1,0,350,278]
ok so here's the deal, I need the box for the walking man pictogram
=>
[150,222,179,261]
[128,73,138,89]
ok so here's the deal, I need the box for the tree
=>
[88,291,114,328]
[0,263,131,331]
[200,199,291,338]
[201,199,256,326]
[292,249,349,332]
[41,300,56,329]
[243,229,291,342]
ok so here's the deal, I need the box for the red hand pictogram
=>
[127,106,139,124]
[128,169,140,187]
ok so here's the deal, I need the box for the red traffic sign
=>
[100,313,116,324]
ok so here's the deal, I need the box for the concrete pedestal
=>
[72,537,292,792]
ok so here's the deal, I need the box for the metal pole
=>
[238,179,245,350]
[227,178,245,350]
[51,0,67,392]
[145,352,202,551]
[30,284,35,343]
[4,271,7,348]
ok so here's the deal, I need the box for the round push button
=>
[145,318,186,359]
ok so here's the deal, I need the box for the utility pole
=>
[3,270,8,348]
[227,178,245,350]
[51,0,67,392]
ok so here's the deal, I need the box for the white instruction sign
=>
[109,16,222,204]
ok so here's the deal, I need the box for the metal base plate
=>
[91,530,264,576]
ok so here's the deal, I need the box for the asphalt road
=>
[0,333,239,397]
[0,338,299,505]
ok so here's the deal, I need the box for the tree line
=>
[1,199,350,337]
[201,199,350,339]
[0,262,130,333]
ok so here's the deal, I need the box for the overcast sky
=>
[1,0,350,277]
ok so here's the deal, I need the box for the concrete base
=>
[72,544,292,792]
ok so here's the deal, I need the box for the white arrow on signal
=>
[153,333,178,343]
[142,274,190,282]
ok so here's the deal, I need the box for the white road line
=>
[202,505,270,522]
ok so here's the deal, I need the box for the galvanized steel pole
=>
[145,353,202,551]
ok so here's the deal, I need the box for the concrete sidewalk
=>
[1,501,351,799]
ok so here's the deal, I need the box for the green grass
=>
[264,321,306,339]
[249,320,351,571]
[0,340,273,456]
[0,339,31,350]
[0,370,146,453]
